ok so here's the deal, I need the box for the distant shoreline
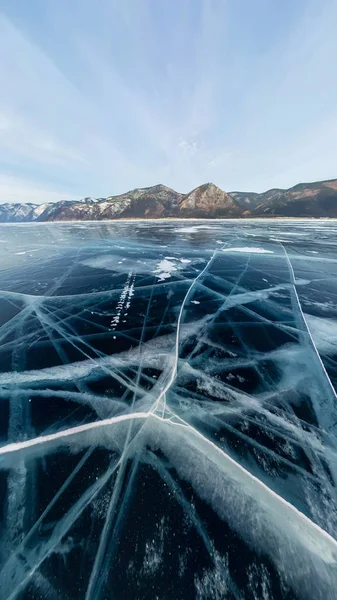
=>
[1,217,337,225]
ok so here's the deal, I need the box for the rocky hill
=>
[0,179,336,222]
[179,183,241,217]
[250,179,337,217]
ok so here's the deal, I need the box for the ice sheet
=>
[0,219,337,599]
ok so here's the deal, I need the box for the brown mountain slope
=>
[41,185,181,221]
[179,183,241,217]
[252,179,337,217]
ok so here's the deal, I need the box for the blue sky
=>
[0,0,336,203]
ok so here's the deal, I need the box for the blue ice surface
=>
[0,219,337,599]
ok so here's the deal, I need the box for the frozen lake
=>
[0,219,337,599]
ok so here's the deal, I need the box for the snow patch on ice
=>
[305,314,337,355]
[176,225,218,233]
[295,278,311,285]
[110,272,135,329]
[222,247,274,254]
[153,259,177,281]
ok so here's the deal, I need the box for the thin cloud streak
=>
[0,175,77,205]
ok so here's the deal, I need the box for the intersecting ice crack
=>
[152,245,221,418]
[1,221,337,599]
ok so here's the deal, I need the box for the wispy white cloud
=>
[208,152,234,169]
[0,110,87,168]
[178,140,199,156]
[0,175,77,204]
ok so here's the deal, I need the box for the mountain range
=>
[0,178,337,222]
